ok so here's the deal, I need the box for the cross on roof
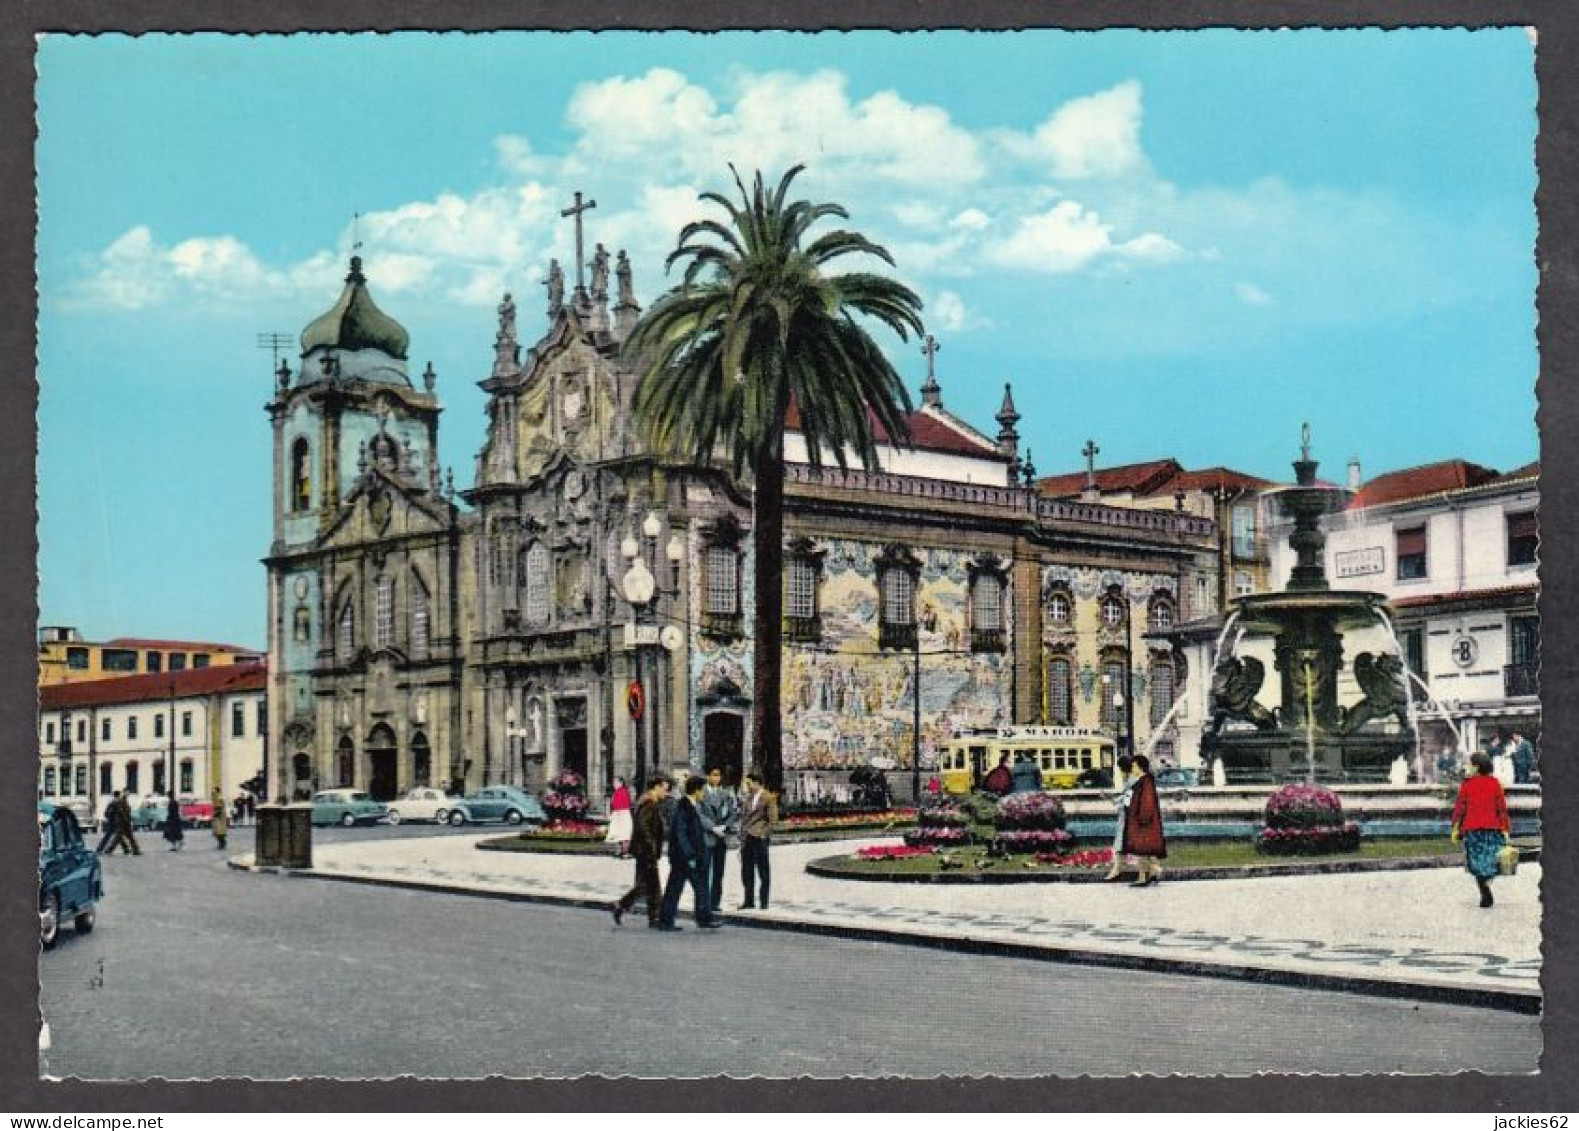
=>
[921,334,940,378]
[352,212,363,252]
[1082,439,1100,487]
[559,191,598,294]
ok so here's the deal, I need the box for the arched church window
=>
[1148,592,1175,632]
[1101,656,1127,731]
[1150,655,1176,727]
[337,736,355,788]
[293,605,311,644]
[374,575,395,649]
[875,545,920,652]
[523,542,551,626]
[291,438,312,512]
[410,569,431,658]
[337,600,355,659]
[1046,653,1073,726]
[1046,586,1073,627]
[1100,591,1127,630]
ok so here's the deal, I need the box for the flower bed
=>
[1256,783,1358,856]
[780,808,915,833]
[994,791,1068,832]
[855,844,935,861]
[904,804,973,847]
[994,828,1075,855]
[525,819,605,841]
[1264,783,1344,829]
[543,769,589,824]
[904,826,973,848]
[1256,823,1362,855]
[1033,847,1115,868]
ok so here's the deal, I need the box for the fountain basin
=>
[1231,590,1394,633]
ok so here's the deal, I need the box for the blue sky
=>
[36,30,1538,648]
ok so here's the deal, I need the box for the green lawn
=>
[823,837,1463,876]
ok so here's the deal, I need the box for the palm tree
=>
[624,165,925,791]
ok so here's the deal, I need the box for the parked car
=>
[310,789,388,827]
[1154,767,1199,789]
[444,785,546,827]
[385,787,456,825]
[39,802,103,950]
[129,795,214,829]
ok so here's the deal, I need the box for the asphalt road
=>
[38,827,1541,1080]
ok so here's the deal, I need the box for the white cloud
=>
[999,80,1147,180]
[984,200,1183,274]
[1235,281,1275,306]
[950,208,991,232]
[927,288,991,332]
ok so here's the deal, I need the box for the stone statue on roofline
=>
[589,243,610,305]
[545,259,565,318]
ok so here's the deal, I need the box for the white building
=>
[1265,458,1540,773]
[38,662,269,822]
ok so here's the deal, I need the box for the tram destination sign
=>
[1335,546,1386,578]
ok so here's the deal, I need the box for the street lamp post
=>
[621,511,685,791]
[912,620,922,807]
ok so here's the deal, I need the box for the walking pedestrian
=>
[699,766,740,912]
[604,776,633,858]
[1452,751,1511,908]
[738,771,777,910]
[1508,730,1535,785]
[982,753,1013,795]
[1122,754,1166,886]
[103,791,141,856]
[612,776,670,928]
[657,775,721,930]
[210,789,229,850]
[162,794,185,851]
[1009,752,1042,794]
[1103,754,1137,882]
[95,793,119,854]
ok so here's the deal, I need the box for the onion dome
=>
[300,256,409,360]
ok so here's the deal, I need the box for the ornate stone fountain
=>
[1202,427,1414,783]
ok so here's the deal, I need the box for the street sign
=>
[623,623,660,648]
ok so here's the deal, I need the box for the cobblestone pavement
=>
[38,839,1542,1080]
[296,835,1543,1003]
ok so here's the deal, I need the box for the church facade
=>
[265,220,1222,807]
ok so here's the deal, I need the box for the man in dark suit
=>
[699,766,740,912]
[612,775,670,928]
[737,771,777,910]
[658,774,722,930]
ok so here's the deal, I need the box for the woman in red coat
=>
[1451,751,1511,907]
[1122,754,1167,886]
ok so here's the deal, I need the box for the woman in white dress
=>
[1104,754,1137,881]
[604,776,634,858]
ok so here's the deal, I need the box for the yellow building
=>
[38,626,264,687]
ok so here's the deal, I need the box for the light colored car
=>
[445,785,546,827]
[385,787,455,825]
[310,789,388,827]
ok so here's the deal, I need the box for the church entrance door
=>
[556,697,589,782]
[368,750,397,801]
[704,712,744,786]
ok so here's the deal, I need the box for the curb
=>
[806,845,1542,885]
[225,856,1540,1015]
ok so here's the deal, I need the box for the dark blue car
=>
[39,802,103,949]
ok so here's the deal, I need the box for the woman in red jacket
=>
[1452,751,1511,907]
[1122,754,1167,887]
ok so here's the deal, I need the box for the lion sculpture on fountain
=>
[1207,654,1278,735]
[1343,652,1410,733]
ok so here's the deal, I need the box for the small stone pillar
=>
[256,803,313,869]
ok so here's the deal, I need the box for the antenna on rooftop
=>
[256,333,293,373]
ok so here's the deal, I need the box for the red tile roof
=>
[1493,461,1540,484]
[784,400,1005,461]
[103,637,261,653]
[1392,584,1538,611]
[1035,458,1183,499]
[1162,467,1278,493]
[1346,460,1501,510]
[40,662,268,711]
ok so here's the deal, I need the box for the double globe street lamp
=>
[620,511,685,788]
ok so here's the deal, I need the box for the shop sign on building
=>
[1335,546,1385,578]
